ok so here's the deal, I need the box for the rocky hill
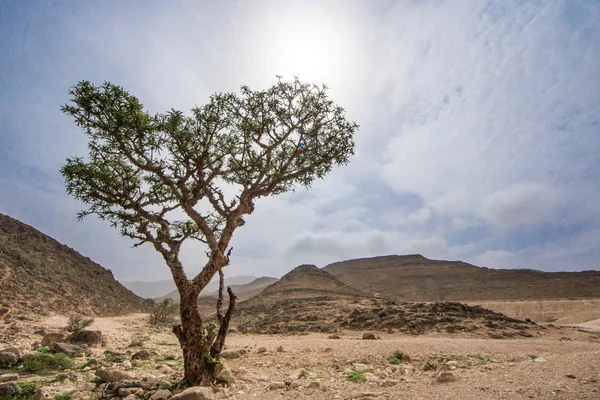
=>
[323,254,600,301]
[0,213,149,316]
[158,275,260,302]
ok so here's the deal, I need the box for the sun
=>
[251,2,362,85]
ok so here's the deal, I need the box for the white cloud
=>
[475,250,514,269]
[409,208,432,223]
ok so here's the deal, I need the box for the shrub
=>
[65,315,94,332]
[104,354,126,364]
[164,354,176,361]
[130,332,150,347]
[54,394,72,400]
[36,346,52,355]
[346,371,364,383]
[10,381,39,400]
[149,299,178,326]
[22,353,75,373]
[389,350,404,364]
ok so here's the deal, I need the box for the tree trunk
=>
[172,283,237,387]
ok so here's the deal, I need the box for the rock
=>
[362,332,376,340]
[422,361,436,371]
[21,351,38,361]
[217,367,235,385]
[276,345,284,352]
[354,364,370,373]
[0,382,18,397]
[308,372,317,379]
[34,386,77,399]
[95,369,134,383]
[67,330,102,348]
[132,350,151,360]
[289,380,301,389]
[321,347,333,353]
[123,396,138,400]
[56,372,76,382]
[150,389,172,400]
[288,369,306,380]
[436,371,458,383]
[268,382,286,389]
[221,349,247,359]
[170,386,215,400]
[533,358,547,363]
[0,308,10,321]
[158,364,172,373]
[86,358,99,368]
[0,348,20,368]
[51,343,92,357]
[257,347,267,354]
[1,373,19,382]
[76,382,96,391]
[104,349,127,357]
[41,332,67,347]
[307,381,320,389]
[122,360,132,369]
[118,388,131,397]
[328,335,341,339]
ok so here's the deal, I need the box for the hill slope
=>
[120,279,176,299]
[0,213,148,316]
[159,275,259,302]
[323,254,600,301]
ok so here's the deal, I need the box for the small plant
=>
[65,315,94,332]
[130,332,150,347]
[298,370,308,379]
[54,394,72,400]
[346,371,364,383]
[389,350,404,364]
[104,354,126,364]
[164,354,176,361]
[9,380,39,400]
[36,346,52,355]
[86,376,104,384]
[149,298,178,326]
[267,385,277,391]
[22,353,75,373]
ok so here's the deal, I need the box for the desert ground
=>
[2,310,599,400]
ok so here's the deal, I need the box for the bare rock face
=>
[41,332,66,347]
[170,386,215,400]
[66,330,102,348]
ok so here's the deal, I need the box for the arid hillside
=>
[323,254,600,301]
[0,213,149,316]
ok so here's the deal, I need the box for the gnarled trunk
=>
[172,282,237,386]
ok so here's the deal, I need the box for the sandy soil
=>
[3,313,598,400]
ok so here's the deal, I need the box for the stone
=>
[0,307,11,321]
[289,380,301,389]
[268,382,286,389]
[0,382,18,397]
[170,386,215,400]
[34,386,77,400]
[307,381,320,389]
[361,373,378,383]
[221,349,247,359]
[257,347,267,354]
[150,389,172,400]
[67,330,102,348]
[362,332,376,340]
[0,347,21,368]
[565,374,576,379]
[132,350,151,360]
[328,335,341,339]
[1,373,19,382]
[104,349,127,357]
[422,361,436,371]
[288,369,306,380]
[276,345,284,352]
[354,364,370,373]
[41,332,67,347]
[122,360,132,369]
[76,382,96,391]
[51,342,92,357]
[95,369,134,383]
[86,358,99,368]
[123,396,138,400]
[217,368,236,385]
[436,371,458,383]
[321,347,333,353]
[533,358,547,363]
[118,388,131,397]
[21,351,38,361]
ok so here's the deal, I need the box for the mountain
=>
[252,264,364,301]
[158,274,259,302]
[0,213,149,316]
[120,279,176,299]
[203,276,279,301]
[323,254,600,301]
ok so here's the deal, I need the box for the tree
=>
[60,77,358,386]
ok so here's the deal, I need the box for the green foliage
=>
[104,354,126,364]
[54,394,72,400]
[298,370,308,379]
[22,353,75,373]
[9,381,39,400]
[267,385,278,391]
[389,350,404,364]
[87,376,104,384]
[346,371,364,383]
[65,315,94,332]
[36,346,52,355]
[164,354,176,360]
[149,298,178,326]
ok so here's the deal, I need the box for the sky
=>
[0,0,598,282]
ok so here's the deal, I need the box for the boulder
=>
[436,371,458,383]
[132,350,151,360]
[0,382,18,397]
[95,369,134,383]
[220,348,247,359]
[0,348,20,368]
[51,343,92,357]
[217,367,235,385]
[362,332,376,340]
[41,332,66,347]
[67,330,102,348]
[150,389,172,400]
[170,386,215,400]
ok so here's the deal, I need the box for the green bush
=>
[36,346,52,355]
[22,353,75,373]
[389,350,404,364]
[164,354,176,361]
[54,394,72,400]
[65,315,94,332]
[346,371,364,383]
[10,380,39,400]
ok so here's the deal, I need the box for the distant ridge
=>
[0,213,148,316]
[323,254,600,301]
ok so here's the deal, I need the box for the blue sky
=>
[0,0,598,282]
